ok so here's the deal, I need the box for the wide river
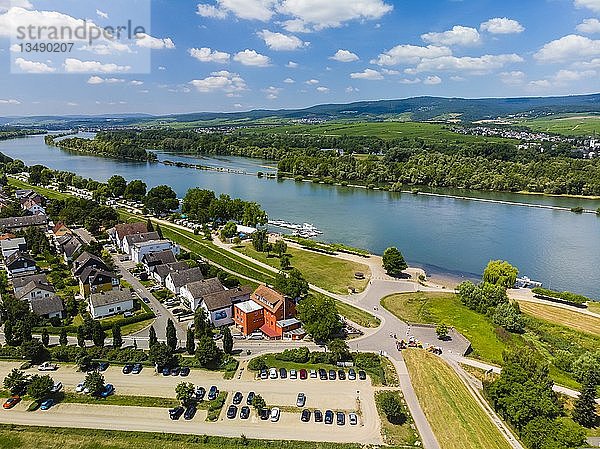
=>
[2,134,600,298]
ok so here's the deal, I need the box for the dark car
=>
[301,409,311,422]
[132,363,143,374]
[171,367,181,376]
[314,409,323,422]
[324,409,334,424]
[40,398,54,410]
[240,406,250,419]
[180,367,190,377]
[233,392,243,405]
[336,411,345,426]
[195,386,206,401]
[246,391,255,405]
[169,406,184,420]
[208,386,218,401]
[227,405,238,419]
[328,369,336,380]
[299,369,307,380]
[259,407,270,420]
[142,297,150,303]
[318,368,327,380]
[358,370,367,380]
[184,403,197,420]
[98,362,109,372]
[162,367,170,376]
[122,364,133,374]
[279,367,287,379]
[100,384,114,398]
[338,370,346,380]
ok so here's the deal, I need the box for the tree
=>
[379,391,405,423]
[522,417,586,449]
[327,339,350,364]
[148,325,158,348]
[435,323,448,340]
[252,394,266,410]
[220,221,238,241]
[146,218,154,232]
[297,295,342,342]
[112,324,123,349]
[21,339,47,363]
[222,327,233,355]
[4,320,14,346]
[273,240,287,258]
[573,371,599,428]
[195,336,222,368]
[59,328,68,346]
[26,374,54,402]
[75,350,93,372]
[483,260,518,289]
[166,319,177,351]
[148,342,174,369]
[91,321,106,347]
[572,351,600,384]
[492,301,524,333]
[84,371,105,397]
[155,223,163,239]
[107,175,127,197]
[3,368,30,395]
[382,247,407,276]
[280,254,291,270]
[77,325,86,347]
[186,328,196,355]
[144,185,179,215]
[41,328,50,347]
[194,308,211,339]
[175,382,195,406]
[274,268,308,299]
[124,179,147,200]
[251,229,268,253]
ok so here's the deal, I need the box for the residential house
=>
[165,267,204,295]
[0,237,27,258]
[201,285,253,327]
[15,190,44,203]
[142,249,176,273]
[15,278,55,302]
[0,215,48,232]
[52,222,72,238]
[233,300,264,335]
[152,261,189,285]
[12,273,48,296]
[56,233,84,262]
[131,239,179,263]
[30,296,65,319]
[180,277,225,311]
[122,231,160,256]
[108,222,148,251]
[72,252,118,297]
[21,198,45,215]
[5,251,36,276]
[88,289,134,319]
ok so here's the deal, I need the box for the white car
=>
[310,369,317,378]
[289,369,297,379]
[296,392,306,407]
[349,412,358,425]
[50,381,62,394]
[38,362,58,371]
[270,407,281,422]
[75,382,85,393]
[269,367,278,379]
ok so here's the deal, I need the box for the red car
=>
[3,396,21,409]
[299,369,308,380]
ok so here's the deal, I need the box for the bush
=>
[274,347,310,363]
[308,351,331,365]
[531,287,589,306]
[248,356,268,371]
[377,391,406,424]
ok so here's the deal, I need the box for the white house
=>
[131,239,179,263]
[179,277,224,311]
[5,251,37,276]
[122,231,159,256]
[16,278,55,302]
[0,237,27,258]
[88,289,134,319]
[30,296,65,319]
[165,267,204,295]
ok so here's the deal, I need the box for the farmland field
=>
[521,114,600,136]
[517,301,600,337]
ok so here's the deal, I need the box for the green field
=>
[334,299,380,328]
[521,114,600,136]
[374,390,420,446]
[403,349,513,449]
[234,243,370,294]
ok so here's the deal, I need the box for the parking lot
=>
[0,361,382,444]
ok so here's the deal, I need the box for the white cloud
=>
[158,66,167,70]
[0,98,21,105]
[350,68,384,80]
[87,76,125,84]
[66,102,78,106]
[450,76,465,81]
[330,49,359,62]
[190,70,247,93]
[283,77,295,83]
[421,26,480,46]
[189,47,231,63]
[63,58,131,73]
[423,75,442,85]
[281,18,311,33]
[0,0,31,12]
[257,30,308,50]
[409,54,523,74]
[286,61,299,68]
[528,79,552,89]
[499,71,526,85]
[233,49,271,66]
[574,0,600,13]
[197,0,277,21]
[345,86,359,92]
[263,86,282,99]
[14,57,56,73]
[480,18,525,34]
[135,33,175,49]
[381,68,400,75]
[553,69,596,82]
[316,86,330,92]
[576,18,600,34]
[372,44,452,66]
[196,3,228,18]
[130,80,144,86]
[399,78,421,84]
[534,34,600,62]
[305,79,319,84]
[96,9,108,19]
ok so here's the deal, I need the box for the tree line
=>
[45,133,156,162]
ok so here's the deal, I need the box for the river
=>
[2,134,600,298]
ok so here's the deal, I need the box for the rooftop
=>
[183,277,223,299]
[168,267,205,289]
[113,222,148,241]
[89,289,133,308]
[124,231,160,247]
[236,300,263,314]
[30,296,64,316]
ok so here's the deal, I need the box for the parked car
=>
[310,369,317,379]
[338,370,346,380]
[122,364,133,374]
[240,406,250,419]
[260,369,268,380]
[296,392,306,407]
[38,362,58,371]
[301,409,311,422]
[170,367,181,376]
[289,369,298,380]
[314,409,323,422]
[299,369,307,380]
[40,399,54,410]
[259,407,270,420]
[162,367,171,376]
[358,370,367,380]
[195,386,206,401]
[246,391,255,405]
[328,370,337,380]
[348,369,357,380]
[227,405,238,419]
[270,407,280,422]
[318,368,327,380]
[123,311,134,318]
[208,386,218,401]
[3,396,20,409]
[50,381,63,394]
[336,411,345,426]
[169,406,184,420]
[180,367,190,377]
[142,297,150,304]
[100,384,114,398]
[75,382,85,393]
[279,367,287,379]
[132,363,143,374]
[97,362,109,372]
[233,392,243,405]
[184,403,197,420]
[324,409,334,424]
[349,412,358,425]
[269,368,278,379]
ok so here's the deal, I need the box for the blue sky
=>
[0,0,599,115]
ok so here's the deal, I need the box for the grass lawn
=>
[517,301,600,337]
[587,301,600,315]
[381,292,509,365]
[335,300,380,328]
[234,243,370,295]
[374,390,419,446]
[57,391,179,408]
[403,349,513,449]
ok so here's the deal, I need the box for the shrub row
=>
[531,287,590,306]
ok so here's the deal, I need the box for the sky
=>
[0,0,599,116]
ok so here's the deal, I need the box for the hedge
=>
[33,312,155,335]
[531,287,590,306]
